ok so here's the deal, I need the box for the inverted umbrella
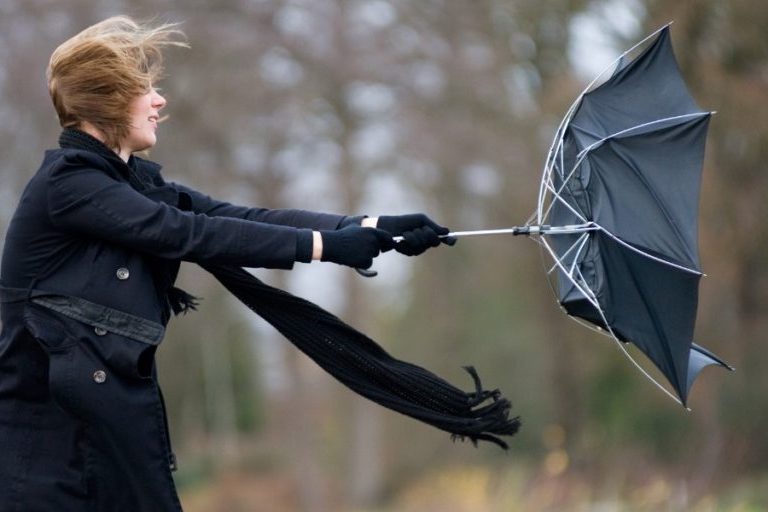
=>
[413,25,732,407]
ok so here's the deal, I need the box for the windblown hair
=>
[47,16,186,149]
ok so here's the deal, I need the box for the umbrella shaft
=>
[448,227,534,238]
[391,223,597,242]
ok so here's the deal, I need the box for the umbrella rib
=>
[595,223,702,276]
[539,237,601,312]
[539,230,687,406]
[617,246,688,400]
[568,233,592,276]
[539,119,710,236]
[595,125,708,268]
[560,115,710,270]
[545,232,590,275]
[538,126,575,224]
[540,138,574,223]
[538,112,579,221]
[565,114,710,186]
[542,178,589,225]
[546,237,686,407]
[537,122,574,216]
[536,23,673,227]
[538,149,591,227]
[575,112,712,160]
[540,154,589,225]
[602,321,686,407]
[576,23,674,100]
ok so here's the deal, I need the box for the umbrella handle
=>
[355,268,378,278]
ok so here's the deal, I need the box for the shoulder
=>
[37,150,142,202]
[42,148,122,181]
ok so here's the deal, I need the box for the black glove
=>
[377,213,456,256]
[320,226,395,269]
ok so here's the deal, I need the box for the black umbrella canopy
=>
[544,27,732,405]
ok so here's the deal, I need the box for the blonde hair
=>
[47,16,187,149]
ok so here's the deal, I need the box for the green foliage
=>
[585,356,690,462]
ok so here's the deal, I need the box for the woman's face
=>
[122,87,166,156]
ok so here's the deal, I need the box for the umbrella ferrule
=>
[514,225,549,236]
[513,226,531,236]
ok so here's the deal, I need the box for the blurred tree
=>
[382,0,593,467]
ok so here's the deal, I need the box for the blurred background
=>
[1,0,766,510]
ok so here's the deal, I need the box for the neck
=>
[78,122,130,162]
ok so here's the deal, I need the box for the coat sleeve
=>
[169,182,360,230]
[46,155,312,269]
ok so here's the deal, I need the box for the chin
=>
[136,138,157,152]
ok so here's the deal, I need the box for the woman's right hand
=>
[318,226,395,269]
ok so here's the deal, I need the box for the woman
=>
[0,16,452,511]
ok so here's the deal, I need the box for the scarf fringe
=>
[168,286,200,315]
[202,262,520,449]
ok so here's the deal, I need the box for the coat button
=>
[93,370,107,384]
[94,326,107,336]
[116,267,130,280]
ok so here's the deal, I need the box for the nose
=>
[152,89,167,110]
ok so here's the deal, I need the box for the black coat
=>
[0,130,347,511]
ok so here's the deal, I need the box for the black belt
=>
[0,286,165,345]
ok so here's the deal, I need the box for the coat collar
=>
[58,128,164,190]
[59,128,119,162]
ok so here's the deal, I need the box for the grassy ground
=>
[178,464,768,512]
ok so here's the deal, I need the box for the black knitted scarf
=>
[59,129,521,449]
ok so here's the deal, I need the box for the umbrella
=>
[410,25,732,407]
